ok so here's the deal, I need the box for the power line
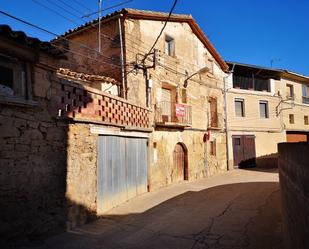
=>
[55,0,84,16]
[82,0,134,18]
[0,10,122,68]
[144,0,178,59]
[32,0,81,25]
[69,0,93,12]
[46,0,82,19]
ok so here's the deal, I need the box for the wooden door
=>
[232,135,256,168]
[243,136,256,167]
[173,143,188,182]
[232,136,243,167]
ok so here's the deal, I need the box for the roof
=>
[57,68,120,85]
[56,8,228,71]
[0,25,62,56]
[227,61,309,82]
[226,61,283,73]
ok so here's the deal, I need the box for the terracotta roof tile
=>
[0,25,62,56]
[57,68,120,85]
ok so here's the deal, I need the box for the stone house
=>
[58,8,229,191]
[0,23,150,244]
[226,61,309,168]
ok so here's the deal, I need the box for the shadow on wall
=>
[0,78,94,248]
[237,153,279,170]
[30,182,282,249]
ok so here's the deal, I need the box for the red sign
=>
[176,104,185,117]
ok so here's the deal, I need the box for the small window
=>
[259,101,269,118]
[110,34,120,48]
[0,58,29,99]
[304,116,308,125]
[165,35,175,56]
[210,140,216,156]
[289,114,294,124]
[235,98,245,117]
[302,84,309,104]
[286,84,294,98]
[235,137,241,146]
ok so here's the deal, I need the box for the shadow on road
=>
[27,181,282,249]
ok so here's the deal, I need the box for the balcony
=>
[155,101,192,127]
[303,96,309,104]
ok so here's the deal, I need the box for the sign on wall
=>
[176,104,185,117]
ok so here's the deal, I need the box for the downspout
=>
[224,63,235,171]
[118,15,126,98]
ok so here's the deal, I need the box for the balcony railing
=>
[303,96,309,104]
[155,101,192,126]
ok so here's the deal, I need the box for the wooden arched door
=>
[173,143,188,182]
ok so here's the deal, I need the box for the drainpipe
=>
[223,64,235,171]
[118,15,126,98]
[223,76,230,171]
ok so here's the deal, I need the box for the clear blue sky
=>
[1,0,309,75]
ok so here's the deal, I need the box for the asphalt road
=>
[23,168,282,249]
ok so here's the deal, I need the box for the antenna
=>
[98,0,102,52]
[270,58,281,68]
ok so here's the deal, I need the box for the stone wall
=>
[278,142,309,249]
[66,123,98,229]
[0,69,68,244]
[0,63,99,245]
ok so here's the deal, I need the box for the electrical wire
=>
[143,0,178,59]
[82,0,134,18]
[69,0,93,12]
[0,10,122,69]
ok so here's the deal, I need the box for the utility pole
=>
[98,0,102,52]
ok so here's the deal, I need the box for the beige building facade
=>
[226,62,309,168]
[60,8,230,191]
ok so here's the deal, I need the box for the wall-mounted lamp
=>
[183,66,210,88]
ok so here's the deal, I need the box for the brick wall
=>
[278,142,309,249]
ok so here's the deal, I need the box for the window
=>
[235,98,245,117]
[233,73,270,92]
[0,57,29,100]
[110,34,120,48]
[305,116,308,125]
[302,84,309,104]
[234,137,241,146]
[286,84,294,99]
[259,101,269,118]
[0,65,14,96]
[209,97,218,127]
[210,140,216,156]
[165,35,175,56]
[289,114,294,124]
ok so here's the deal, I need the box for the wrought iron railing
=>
[303,96,309,104]
[155,101,192,125]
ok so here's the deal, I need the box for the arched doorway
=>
[173,143,188,182]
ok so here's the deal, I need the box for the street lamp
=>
[183,66,210,88]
